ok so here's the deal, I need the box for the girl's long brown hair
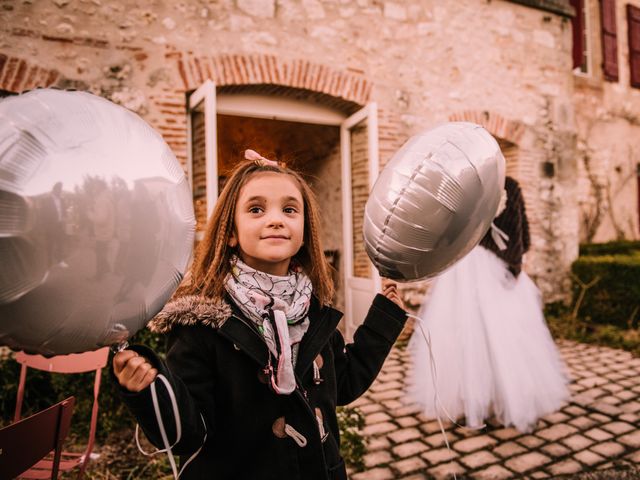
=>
[180,159,335,305]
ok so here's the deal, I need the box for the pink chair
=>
[0,397,75,480]
[13,347,110,479]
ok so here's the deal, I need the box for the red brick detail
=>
[169,51,372,104]
[0,54,63,93]
[41,34,74,44]
[11,27,111,49]
[1,57,18,88]
[378,108,405,168]
[448,111,525,145]
[9,28,40,40]
[146,90,188,171]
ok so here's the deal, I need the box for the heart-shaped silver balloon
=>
[0,89,195,355]
[364,122,505,282]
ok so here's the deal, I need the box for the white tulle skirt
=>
[408,246,570,433]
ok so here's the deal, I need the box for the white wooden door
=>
[187,80,217,240]
[340,103,381,340]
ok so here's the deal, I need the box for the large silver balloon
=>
[0,89,195,355]
[364,122,505,282]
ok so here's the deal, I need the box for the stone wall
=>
[0,0,591,302]
[574,0,640,243]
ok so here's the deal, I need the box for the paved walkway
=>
[348,340,640,479]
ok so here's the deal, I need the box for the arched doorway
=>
[187,82,380,338]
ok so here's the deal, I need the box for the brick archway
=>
[449,110,533,183]
[449,110,546,282]
[167,50,373,105]
[0,54,64,93]
[448,110,525,145]
[154,49,379,168]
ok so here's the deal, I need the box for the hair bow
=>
[245,149,279,167]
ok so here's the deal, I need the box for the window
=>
[571,0,592,75]
[628,4,640,88]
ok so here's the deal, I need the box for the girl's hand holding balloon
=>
[382,279,404,310]
[113,350,158,392]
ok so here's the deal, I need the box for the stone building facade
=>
[0,0,638,327]
[573,0,640,243]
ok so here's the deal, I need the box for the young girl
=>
[408,176,569,433]
[113,151,407,480]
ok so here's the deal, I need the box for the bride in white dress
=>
[408,177,570,433]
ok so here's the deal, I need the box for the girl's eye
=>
[248,206,263,214]
[284,207,298,214]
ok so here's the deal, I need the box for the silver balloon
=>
[364,122,505,282]
[0,89,195,355]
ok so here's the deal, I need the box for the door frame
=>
[340,102,381,339]
[187,86,382,332]
[187,79,218,225]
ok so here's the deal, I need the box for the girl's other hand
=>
[113,349,158,392]
[382,279,405,310]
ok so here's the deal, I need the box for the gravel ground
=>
[562,464,640,480]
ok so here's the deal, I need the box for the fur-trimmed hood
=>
[148,295,233,333]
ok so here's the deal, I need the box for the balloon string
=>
[407,313,486,480]
[135,374,207,479]
[110,341,129,354]
[113,343,206,477]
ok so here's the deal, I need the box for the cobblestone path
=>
[348,341,640,479]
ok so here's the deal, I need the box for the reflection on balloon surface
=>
[0,89,195,355]
[364,122,505,282]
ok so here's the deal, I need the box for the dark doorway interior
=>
[216,114,345,309]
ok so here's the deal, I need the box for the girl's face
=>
[230,172,305,276]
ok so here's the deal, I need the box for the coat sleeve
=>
[114,326,214,455]
[331,294,407,406]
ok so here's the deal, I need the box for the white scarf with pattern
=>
[224,257,312,394]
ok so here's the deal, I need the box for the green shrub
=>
[579,240,640,256]
[546,312,640,357]
[571,251,640,329]
[546,244,640,357]
[337,405,366,471]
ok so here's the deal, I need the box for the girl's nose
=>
[266,212,285,227]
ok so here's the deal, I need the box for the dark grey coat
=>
[117,293,407,480]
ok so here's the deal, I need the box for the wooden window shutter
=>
[600,0,619,81]
[637,163,640,235]
[628,4,640,88]
[570,0,584,69]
